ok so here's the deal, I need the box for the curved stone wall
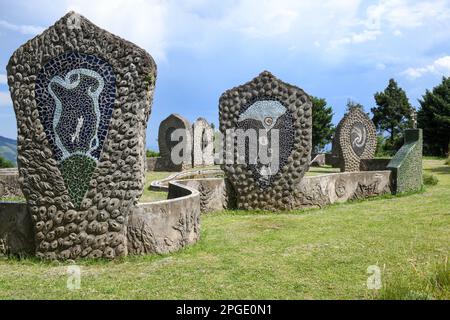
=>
[127,181,200,255]
[0,181,201,257]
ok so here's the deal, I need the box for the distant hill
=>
[0,136,17,166]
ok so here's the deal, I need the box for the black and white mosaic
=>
[237,98,294,189]
[35,52,116,207]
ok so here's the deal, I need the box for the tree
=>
[0,156,14,168]
[311,96,335,152]
[417,77,450,156]
[346,99,365,112]
[371,79,413,149]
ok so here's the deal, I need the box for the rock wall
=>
[0,202,34,256]
[0,169,22,199]
[127,181,200,255]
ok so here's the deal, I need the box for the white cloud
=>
[65,0,168,61]
[0,19,44,35]
[331,0,450,48]
[0,74,7,85]
[0,91,12,107]
[403,56,450,79]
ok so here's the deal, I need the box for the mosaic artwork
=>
[219,71,312,211]
[7,12,156,260]
[335,107,377,172]
[35,52,116,208]
[237,98,294,189]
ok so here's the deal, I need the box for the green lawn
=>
[0,159,448,299]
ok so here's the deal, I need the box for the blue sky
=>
[1,0,450,150]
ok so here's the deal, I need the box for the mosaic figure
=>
[219,71,312,211]
[35,53,116,207]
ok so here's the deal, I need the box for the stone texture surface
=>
[219,71,312,211]
[146,156,170,172]
[7,12,156,260]
[334,107,377,172]
[176,178,235,213]
[0,202,34,256]
[192,118,214,167]
[387,129,423,194]
[158,114,192,172]
[0,169,23,198]
[127,181,200,255]
[296,171,392,208]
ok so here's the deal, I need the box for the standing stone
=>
[219,71,312,211]
[334,107,377,172]
[158,114,192,171]
[6,12,157,260]
[192,118,214,167]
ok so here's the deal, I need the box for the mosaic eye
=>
[264,117,273,127]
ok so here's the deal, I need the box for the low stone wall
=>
[297,171,392,208]
[387,129,423,194]
[128,181,200,255]
[151,170,392,212]
[1,181,202,257]
[176,178,235,213]
[0,169,22,199]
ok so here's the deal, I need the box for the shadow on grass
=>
[427,165,450,175]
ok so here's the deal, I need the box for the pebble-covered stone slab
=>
[6,12,156,260]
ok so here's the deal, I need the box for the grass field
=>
[0,159,448,299]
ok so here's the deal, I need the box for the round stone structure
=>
[219,71,312,211]
[335,107,377,172]
[6,12,157,260]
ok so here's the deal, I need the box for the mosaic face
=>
[350,122,367,157]
[35,52,116,208]
[237,98,295,189]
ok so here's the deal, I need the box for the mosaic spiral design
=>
[335,108,377,172]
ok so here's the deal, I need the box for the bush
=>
[423,173,439,186]
[0,156,14,168]
[146,150,160,158]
